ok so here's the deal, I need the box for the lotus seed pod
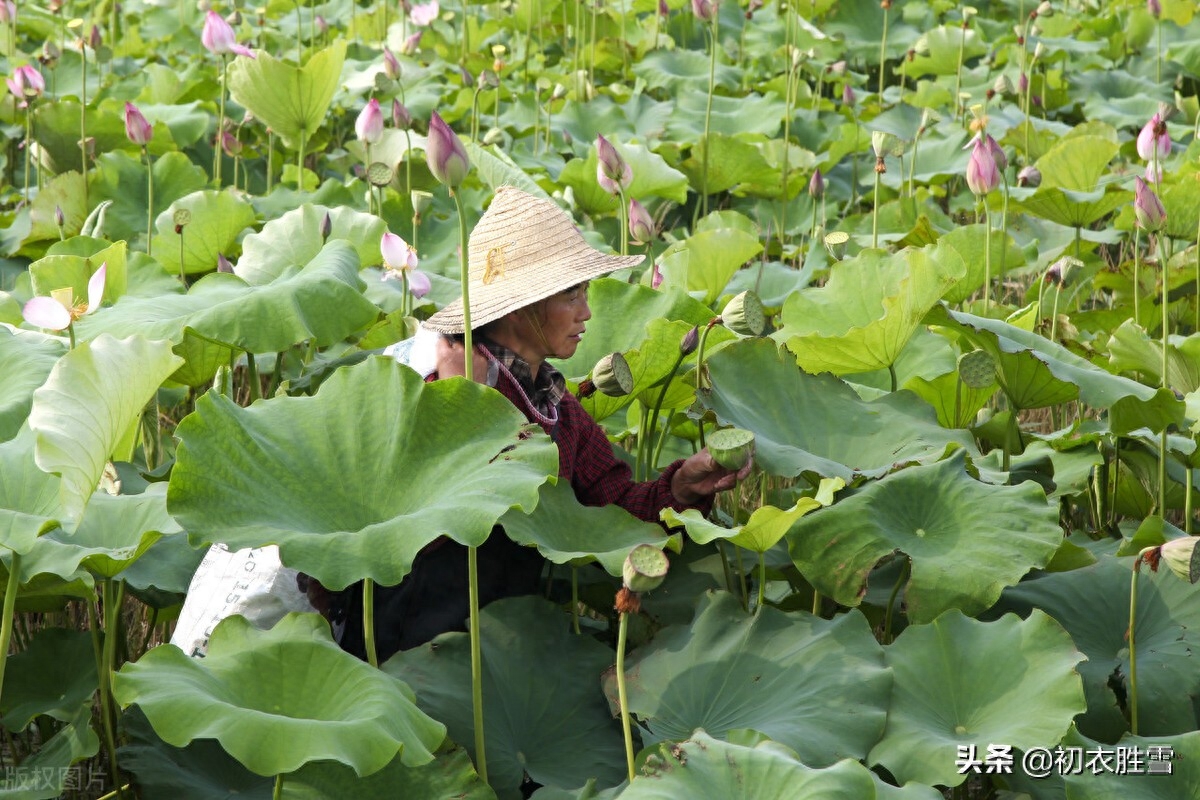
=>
[1159,538,1200,584]
[824,230,850,260]
[957,350,995,390]
[706,427,755,471]
[622,544,670,593]
[720,291,766,336]
[592,352,634,397]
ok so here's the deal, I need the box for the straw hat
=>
[423,186,644,334]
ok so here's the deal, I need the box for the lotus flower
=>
[1147,0,1161,18]
[380,232,430,297]
[965,135,1000,196]
[220,128,243,157]
[410,0,439,26]
[392,99,412,130]
[1133,176,1166,232]
[202,11,256,58]
[124,102,153,147]
[984,134,1008,173]
[1136,112,1170,163]
[596,134,632,196]
[382,47,401,81]
[88,24,102,51]
[401,30,423,55]
[356,98,384,145]
[691,0,716,22]
[23,263,106,331]
[629,198,654,244]
[0,1,16,24]
[6,64,45,106]
[426,112,470,187]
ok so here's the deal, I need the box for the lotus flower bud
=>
[401,30,423,54]
[1016,165,1041,187]
[201,10,255,57]
[356,98,384,145]
[827,60,847,76]
[220,128,242,157]
[89,23,102,51]
[54,205,65,228]
[985,134,1008,173]
[720,291,765,336]
[622,544,669,593]
[392,100,412,131]
[629,198,654,244]
[680,325,699,355]
[426,111,470,187]
[0,0,15,24]
[1035,1,1052,16]
[841,83,856,107]
[706,427,755,470]
[965,136,1000,196]
[1133,176,1166,232]
[1044,256,1082,288]
[40,40,60,68]
[315,15,327,35]
[592,352,634,397]
[1147,0,1161,18]
[808,169,824,199]
[480,68,500,89]
[1137,112,1170,162]
[383,47,401,81]
[124,102,153,147]
[1018,72,1028,93]
[658,0,668,15]
[217,253,235,273]
[651,262,663,289]
[596,134,632,195]
[691,0,716,22]
[410,0,439,25]
[6,65,45,104]
[1158,537,1200,583]
[320,211,332,242]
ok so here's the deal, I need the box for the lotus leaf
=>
[465,141,554,202]
[0,428,63,555]
[114,613,444,777]
[658,221,763,306]
[226,41,346,151]
[1035,135,1118,194]
[788,452,1061,621]
[0,705,98,800]
[1018,186,1133,230]
[0,628,96,730]
[23,172,87,246]
[935,224,1026,306]
[151,190,257,276]
[29,239,126,307]
[1062,729,1200,799]
[1107,321,1200,394]
[620,732,939,800]
[581,319,703,422]
[236,205,387,286]
[630,50,740,93]
[168,357,558,588]
[168,328,242,388]
[906,25,988,78]
[0,328,63,443]
[868,610,1087,788]
[681,135,778,196]
[702,338,974,479]
[777,245,965,376]
[612,592,890,767]
[558,142,689,216]
[28,335,183,529]
[387,596,627,799]
[665,92,785,141]
[88,151,209,242]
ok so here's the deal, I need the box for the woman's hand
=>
[435,337,489,383]
[670,449,753,505]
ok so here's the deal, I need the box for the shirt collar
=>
[479,339,566,412]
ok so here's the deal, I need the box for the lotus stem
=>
[81,46,89,210]
[1155,16,1162,84]
[780,17,796,250]
[297,0,306,55]
[693,320,719,449]
[1002,403,1015,472]
[734,546,748,610]
[404,130,414,197]
[644,349,688,472]
[982,200,992,313]
[635,404,650,481]
[756,552,766,613]
[1185,467,1193,535]
[953,7,968,121]
[216,55,228,185]
[273,775,283,800]
[717,540,735,593]
[999,175,1010,285]
[1128,549,1154,735]
[888,363,898,393]
[571,567,580,634]
[267,130,274,193]
[297,129,306,192]
[363,579,378,667]
[877,1,889,101]
[811,589,820,616]
[883,556,909,644]
[617,187,629,257]
[615,610,635,781]
[871,168,881,249]
[1159,235,1171,516]
[0,553,20,711]
[1133,227,1142,327]
[22,105,32,202]
[144,147,154,256]
[1050,280,1061,344]
[100,579,126,798]
[588,0,598,95]
[699,19,718,218]
[94,786,131,800]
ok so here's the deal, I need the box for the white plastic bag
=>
[170,544,314,658]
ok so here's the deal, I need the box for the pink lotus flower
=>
[217,254,235,273]
[23,263,106,331]
[984,134,1007,173]
[392,99,412,130]
[0,1,16,24]
[426,111,470,187]
[202,11,256,58]
[401,30,423,55]
[691,0,716,22]
[124,102,153,147]
[220,128,243,157]
[596,134,632,196]
[1136,113,1170,163]
[6,65,45,107]
[382,47,401,81]
[629,198,654,244]
[410,0,439,26]
[1133,176,1166,232]
[380,232,430,298]
[1147,0,1161,18]
[965,135,1000,196]
[355,98,384,145]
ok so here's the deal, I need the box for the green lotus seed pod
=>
[706,427,755,471]
[367,162,395,187]
[1159,537,1200,584]
[592,352,634,397]
[720,291,766,337]
[958,350,995,390]
[623,544,669,593]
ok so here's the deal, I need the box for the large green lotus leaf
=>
[1035,135,1119,193]
[75,241,379,354]
[168,358,558,589]
[906,370,997,429]
[612,592,889,766]
[236,205,388,286]
[464,141,553,203]
[905,25,987,77]
[89,151,209,242]
[500,480,672,576]
[18,484,180,582]
[169,328,243,389]
[0,705,98,800]
[868,610,1087,788]
[777,246,964,375]
[995,555,1200,741]
[29,239,127,306]
[680,134,778,196]
[621,732,940,800]
[34,99,126,175]
[227,41,346,151]
[788,453,1061,622]
[1017,187,1131,229]
[581,319,701,422]
[1,628,96,730]
[554,279,718,378]
[630,49,740,93]
[28,335,183,530]
[1107,321,1200,395]
[119,705,495,800]
[0,329,64,443]
[151,190,257,276]
[928,306,1185,433]
[558,142,689,216]
[0,428,63,554]
[658,226,763,307]
[114,613,444,777]
[935,224,1026,306]
[22,171,87,246]
[1062,729,1200,799]
[702,339,974,480]
[664,93,785,141]
[387,596,627,799]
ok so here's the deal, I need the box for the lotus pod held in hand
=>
[707,427,755,471]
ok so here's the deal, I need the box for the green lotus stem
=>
[888,363,897,393]
[650,407,674,475]
[756,552,766,613]
[983,202,992,313]
[877,2,889,101]
[404,130,413,197]
[635,404,650,481]
[1133,227,1142,327]
[1186,467,1194,535]
[1194,211,1199,333]
[144,147,154,256]
[571,567,580,634]
[883,556,909,644]
[470,88,482,142]
[1050,280,1061,344]
[81,45,89,210]
[999,175,1010,279]
[780,17,796,250]
[1002,404,1015,472]
[298,0,307,55]
[401,271,410,318]
[694,321,718,450]
[363,578,378,667]
[246,352,262,402]
[619,0,629,80]
[267,130,274,193]
[617,186,629,256]
[0,553,20,712]
[811,589,820,615]
[700,17,718,218]
[100,579,126,799]
[953,8,968,120]
[1158,429,1168,516]
[297,129,306,192]
[68,322,77,350]
[94,786,131,800]
[273,775,283,800]
[1155,16,1162,84]
[872,168,881,249]
[22,105,31,202]
[734,546,748,610]
[216,55,228,185]
[616,610,635,781]
[954,375,963,428]
[588,0,598,94]
[1158,235,1172,515]
[644,352,687,473]
[1128,549,1153,735]
[178,227,187,287]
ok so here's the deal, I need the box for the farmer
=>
[331,186,750,660]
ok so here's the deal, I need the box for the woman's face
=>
[528,282,592,360]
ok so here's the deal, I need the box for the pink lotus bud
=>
[392,99,412,130]
[401,30,423,55]
[1145,162,1163,184]
[1018,72,1028,93]
[680,326,699,355]
[217,254,235,273]
[202,10,256,58]
[54,205,65,227]
[1147,0,1161,18]
[6,65,46,105]
[596,134,632,195]
[651,261,663,289]
[409,269,431,298]
[658,0,668,15]
[985,134,1007,173]
[629,198,654,244]
[0,1,16,24]
[382,47,401,81]
[1137,113,1170,162]
[315,15,328,35]
[808,169,824,198]
[410,0,439,26]
[691,0,716,22]
[426,111,470,187]
[355,98,384,145]
[220,128,242,157]
[381,231,419,274]
[124,102,153,147]
[1016,165,1041,187]
[88,24,102,50]
[1133,176,1166,232]
[965,136,1000,196]
[320,212,332,241]
[841,83,856,107]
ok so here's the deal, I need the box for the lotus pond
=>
[3,0,1200,797]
